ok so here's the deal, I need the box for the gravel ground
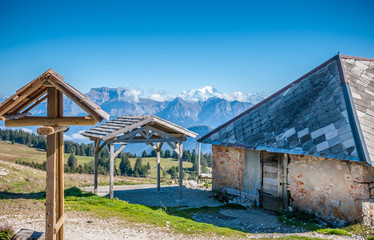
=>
[82,184,223,208]
[2,211,364,240]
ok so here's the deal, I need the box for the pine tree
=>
[119,156,133,176]
[164,149,171,158]
[67,154,77,171]
[133,157,143,177]
[142,150,148,158]
[150,149,157,157]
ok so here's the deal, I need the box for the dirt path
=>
[1,211,362,240]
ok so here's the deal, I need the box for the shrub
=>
[0,224,15,240]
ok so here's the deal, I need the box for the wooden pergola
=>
[0,69,109,240]
[81,115,198,199]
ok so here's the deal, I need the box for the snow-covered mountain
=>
[4,86,266,153]
[179,86,264,103]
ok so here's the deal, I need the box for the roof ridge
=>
[339,54,374,62]
[199,54,340,142]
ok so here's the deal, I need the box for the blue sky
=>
[0,0,373,98]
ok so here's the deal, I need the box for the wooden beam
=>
[45,88,57,240]
[47,79,105,122]
[37,126,69,136]
[5,116,97,127]
[109,137,186,144]
[156,142,163,192]
[114,144,127,158]
[157,150,161,192]
[1,112,31,120]
[114,127,146,142]
[56,90,64,240]
[144,125,180,139]
[96,140,107,154]
[53,213,66,234]
[167,141,179,155]
[197,142,201,184]
[148,142,158,151]
[13,91,47,114]
[93,140,100,195]
[178,142,183,199]
[109,144,115,199]
[0,79,45,116]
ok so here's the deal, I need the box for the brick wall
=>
[288,154,374,225]
[212,145,244,192]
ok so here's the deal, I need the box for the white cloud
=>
[64,131,89,141]
[178,85,265,103]
[123,88,142,103]
[21,128,33,134]
[149,93,176,102]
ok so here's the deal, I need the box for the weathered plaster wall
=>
[212,145,243,192]
[288,154,374,225]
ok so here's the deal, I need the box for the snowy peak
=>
[178,85,264,103]
[85,86,265,104]
[179,86,219,102]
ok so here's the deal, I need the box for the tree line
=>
[1,128,212,178]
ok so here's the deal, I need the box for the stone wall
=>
[212,145,244,192]
[288,154,374,225]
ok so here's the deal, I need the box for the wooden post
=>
[178,141,183,199]
[156,150,161,192]
[109,144,114,199]
[46,88,57,240]
[56,90,64,240]
[197,142,201,184]
[94,140,99,195]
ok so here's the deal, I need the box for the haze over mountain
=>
[0,86,265,153]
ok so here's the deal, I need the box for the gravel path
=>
[1,209,364,240]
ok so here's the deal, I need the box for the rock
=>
[0,167,9,176]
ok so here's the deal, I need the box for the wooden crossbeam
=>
[144,125,183,138]
[0,112,31,120]
[110,137,185,144]
[115,127,146,142]
[37,126,69,136]
[53,213,66,234]
[148,142,158,151]
[22,94,48,113]
[5,116,97,127]
[114,144,127,158]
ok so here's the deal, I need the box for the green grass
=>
[278,209,325,231]
[261,237,327,240]
[262,236,328,240]
[64,187,247,237]
[317,228,351,236]
[0,142,201,180]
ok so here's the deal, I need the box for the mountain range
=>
[0,86,265,153]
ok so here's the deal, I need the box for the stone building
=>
[198,54,374,226]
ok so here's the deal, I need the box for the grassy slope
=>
[1,141,368,240]
[0,141,195,179]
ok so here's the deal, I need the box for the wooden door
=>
[260,152,288,212]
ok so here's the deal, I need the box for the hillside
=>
[0,141,196,180]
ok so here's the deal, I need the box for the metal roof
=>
[199,54,374,166]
